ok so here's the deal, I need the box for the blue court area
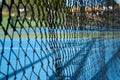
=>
[0,28,120,80]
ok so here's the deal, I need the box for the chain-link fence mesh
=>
[0,0,120,80]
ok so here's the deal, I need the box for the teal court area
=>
[0,28,120,80]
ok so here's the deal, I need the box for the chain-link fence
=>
[0,0,120,80]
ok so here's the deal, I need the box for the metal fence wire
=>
[0,0,120,80]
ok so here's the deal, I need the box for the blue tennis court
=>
[0,28,120,80]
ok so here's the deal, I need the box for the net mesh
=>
[0,0,120,80]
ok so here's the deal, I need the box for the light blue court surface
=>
[0,29,120,80]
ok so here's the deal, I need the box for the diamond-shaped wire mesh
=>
[0,0,120,80]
